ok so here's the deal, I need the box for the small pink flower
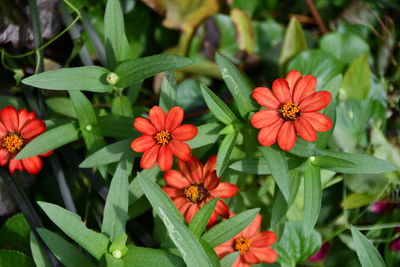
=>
[308,242,330,262]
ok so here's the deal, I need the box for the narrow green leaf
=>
[102,160,132,241]
[111,96,133,117]
[0,249,34,267]
[69,91,97,127]
[199,239,221,267]
[37,228,95,267]
[303,163,322,237]
[37,202,109,260]
[22,67,113,92]
[114,55,194,88]
[229,157,304,174]
[138,174,213,267]
[259,146,290,201]
[341,54,371,99]
[129,167,160,205]
[202,208,259,247]
[16,123,79,159]
[220,252,239,267]
[216,132,239,176]
[200,84,238,125]
[189,198,217,238]
[186,122,223,149]
[45,97,77,118]
[311,155,356,168]
[350,226,386,267]
[98,115,138,139]
[105,254,124,267]
[122,246,185,267]
[30,232,51,267]
[215,53,257,118]
[159,71,178,111]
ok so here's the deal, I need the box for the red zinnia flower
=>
[162,156,238,224]
[251,70,333,151]
[215,214,278,267]
[131,106,198,171]
[0,106,52,174]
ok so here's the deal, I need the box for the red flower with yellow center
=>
[131,106,198,171]
[163,156,238,225]
[251,70,333,151]
[215,214,278,267]
[0,106,52,174]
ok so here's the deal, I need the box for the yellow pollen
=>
[184,183,209,203]
[154,130,172,145]
[2,133,24,153]
[234,237,251,255]
[280,101,301,121]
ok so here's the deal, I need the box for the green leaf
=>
[16,123,80,159]
[102,160,132,241]
[138,174,213,267]
[105,254,124,267]
[122,246,185,267]
[220,252,239,267]
[230,8,255,54]
[215,53,257,118]
[37,202,109,260]
[259,146,290,201]
[216,132,239,176]
[104,0,131,69]
[111,96,133,117]
[37,228,95,267]
[21,66,113,92]
[0,214,30,252]
[129,167,161,204]
[319,150,398,174]
[189,198,217,238]
[79,139,137,168]
[0,95,25,109]
[199,239,221,267]
[114,55,194,88]
[200,84,238,125]
[342,192,382,209]
[320,32,369,65]
[45,97,77,118]
[350,226,386,267]
[279,17,307,71]
[0,250,34,267]
[202,208,259,247]
[98,115,138,139]
[159,71,178,111]
[186,122,223,149]
[311,155,356,169]
[274,222,321,266]
[229,156,304,174]
[303,163,322,237]
[30,232,51,267]
[341,54,371,99]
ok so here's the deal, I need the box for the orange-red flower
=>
[131,106,198,171]
[251,70,333,151]
[0,106,52,174]
[215,214,278,267]
[162,156,238,224]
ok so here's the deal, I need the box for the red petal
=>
[204,172,219,190]
[203,155,217,179]
[0,106,19,132]
[215,199,230,217]
[40,150,53,157]
[149,106,165,131]
[130,136,156,152]
[208,210,218,226]
[0,122,7,138]
[242,214,261,238]
[243,251,260,264]
[140,145,159,169]
[214,245,235,259]
[302,112,333,132]
[249,247,278,263]
[9,158,23,173]
[257,120,283,147]
[232,257,248,267]
[157,146,174,171]
[272,79,291,103]
[251,87,280,109]
[18,109,36,129]
[179,157,203,183]
[22,156,42,174]
[163,186,183,198]
[300,91,331,112]
[294,117,317,142]
[211,182,238,198]
[165,106,184,131]
[172,124,198,141]
[20,118,45,139]
[0,149,10,165]
[250,231,277,247]
[277,121,297,151]
[285,70,302,94]
[251,110,281,129]
[293,75,317,103]
[164,170,191,189]
[184,204,199,223]
[173,196,189,209]
[169,141,192,162]
[134,117,157,136]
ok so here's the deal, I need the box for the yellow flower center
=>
[184,183,209,203]
[2,133,25,154]
[154,130,172,145]
[280,101,301,121]
[234,237,251,255]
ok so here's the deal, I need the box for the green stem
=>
[27,0,43,73]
